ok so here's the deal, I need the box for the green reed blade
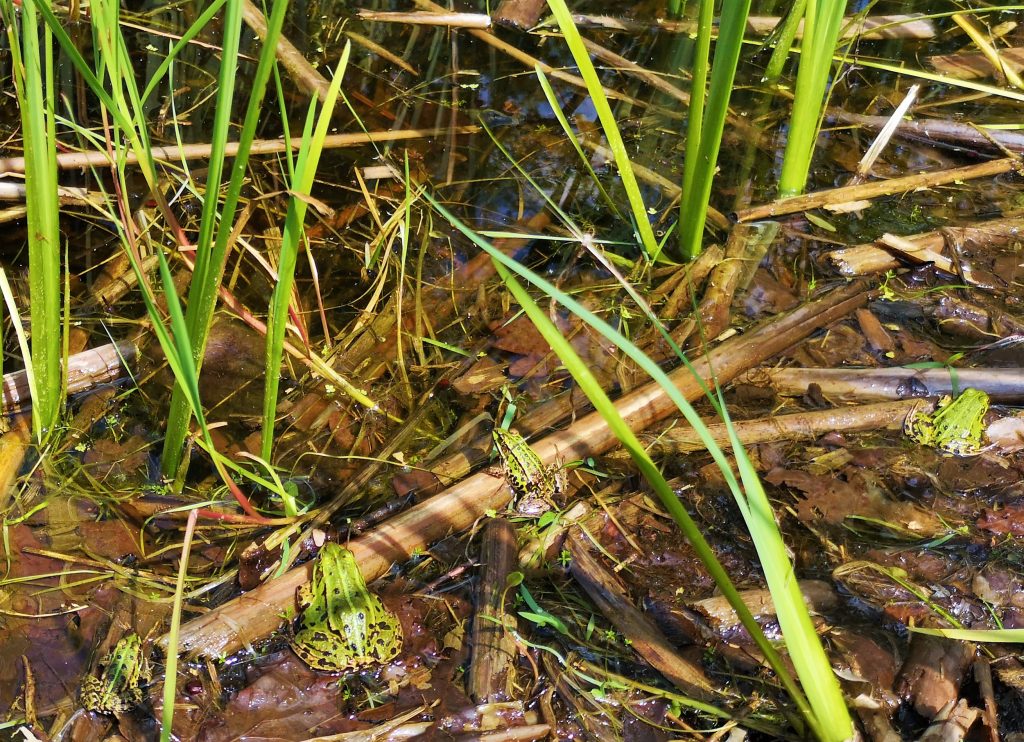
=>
[261,45,348,460]
[679,0,752,260]
[3,0,62,438]
[163,0,294,476]
[779,0,848,196]
[545,0,660,260]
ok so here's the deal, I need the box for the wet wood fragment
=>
[687,224,775,347]
[641,400,920,456]
[829,111,1024,153]
[929,46,1024,81]
[915,699,979,742]
[855,308,895,353]
[690,581,839,635]
[739,366,1024,403]
[566,532,718,701]
[492,0,546,30]
[0,419,29,513]
[735,158,1022,223]
[1,341,137,413]
[829,216,1024,277]
[973,658,999,742]
[467,519,518,703]
[896,633,975,718]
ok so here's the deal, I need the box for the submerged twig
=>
[467,519,519,703]
[643,400,920,455]
[828,216,1024,277]
[740,366,1024,402]
[0,127,479,174]
[1,341,137,413]
[827,110,1024,154]
[567,531,718,700]
[735,157,1022,222]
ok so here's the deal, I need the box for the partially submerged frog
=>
[492,427,565,516]
[80,633,150,715]
[904,388,990,456]
[292,543,403,673]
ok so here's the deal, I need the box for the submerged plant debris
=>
[0,1,1024,740]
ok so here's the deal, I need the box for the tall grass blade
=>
[4,0,62,437]
[261,45,348,460]
[678,0,753,260]
[163,0,294,476]
[160,509,199,741]
[545,0,660,260]
[778,0,848,196]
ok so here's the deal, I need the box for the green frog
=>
[292,543,403,673]
[492,427,565,516]
[904,388,989,456]
[80,633,150,715]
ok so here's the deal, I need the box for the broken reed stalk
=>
[466,519,518,703]
[1,341,137,413]
[161,278,869,659]
[567,531,718,700]
[829,111,1024,154]
[643,400,921,455]
[734,157,1022,222]
[359,11,935,40]
[827,215,1024,277]
[0,128,479,174]
[739,366,1024,402]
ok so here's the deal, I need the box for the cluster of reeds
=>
[1,0,863,737]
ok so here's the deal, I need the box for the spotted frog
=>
[492,427,564,516]
[904,388,989,456]
[80,633,150,715]
[292,543,403,673]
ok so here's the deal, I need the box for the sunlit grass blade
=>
[762,0,807,83]
[778,0,848,196]
[163,0,294,476]
[3,0,62,438]
[679,0,711,209]
[427,194,853,740]
[545,0,659,260]
[678,0,752,260]
[261,44,349,460]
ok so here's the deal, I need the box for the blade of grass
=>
[534,66,621,218]
[163,0,302,476]
[544,0,659,260]
[160,508,199,742]
[678,0,753,259]
[778,0,848,196]
[4,0,62,437]
[261,44,349,460]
